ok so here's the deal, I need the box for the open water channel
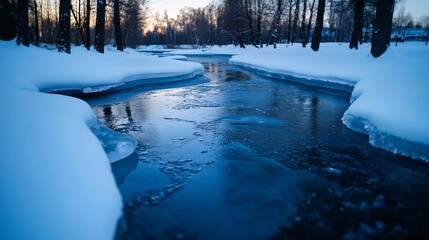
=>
[82,56,429,239]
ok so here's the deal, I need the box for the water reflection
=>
[85,56,429,239]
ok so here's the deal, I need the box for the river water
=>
[83,56,429,239]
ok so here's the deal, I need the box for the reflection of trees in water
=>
[125,104,133,123]
[103,105,114,129]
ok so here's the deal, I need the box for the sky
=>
[401,0,429,21]
[150,0,212,18]
[150,0,429,21]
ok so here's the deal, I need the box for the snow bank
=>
[0,40,204,239]
[0,40,203,93]
[226,42,429,162]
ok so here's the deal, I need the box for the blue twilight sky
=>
[151,0,429,21]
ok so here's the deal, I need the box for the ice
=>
[90,120,137,163]
[223,42,429,162]
[217,115,287,127]
[343,113,429,162]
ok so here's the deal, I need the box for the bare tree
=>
[421,15,429,45]
[34,0,40,46]
[85,0,90,50]
[113,0,123,50]
[95,0,105,52]
[311,0,326,51]
[371,0,395,58]
[306,0,316,45]
[268,0,285,48]
[286,0,293,43]
[0,0,17,40]
[57,0,70,53]
[300,0,307,47]
[350,0,365,49]
[291,0,300,44]
[17,0,30,46]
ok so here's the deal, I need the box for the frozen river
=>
[83,56,429,239]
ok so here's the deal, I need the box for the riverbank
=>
[167,42,429,162]
[0,40,204,240]
[229,43,429,162]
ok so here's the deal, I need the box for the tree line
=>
[144,0,415,57]
[1,0,427,57]
[0,0,146,52]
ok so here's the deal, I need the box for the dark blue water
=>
[84,56,429,239]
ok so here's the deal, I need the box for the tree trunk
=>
[286,0,293,44]
[349,0,365,49]
[301,0,307,47]
[95,0,106,53]
[244,0,255,46]
[291,0,300,44]
[0,0,17,40]
[57,0,70,53]
[306,0,316,45]
[40,0,45,42]
[85,0,90,50]
[17,0,30,46]
[268,0,283,48]
[371,0,395,58]
[311,0,326,51]
[34,0,40,46]
[113,0,123,51]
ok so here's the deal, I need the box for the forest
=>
[0,0,428,57]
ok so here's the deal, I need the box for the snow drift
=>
[0,40,204,239]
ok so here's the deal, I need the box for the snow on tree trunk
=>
[57,0,71,54]
[95,0,106,53]
[371,0,395,58]
[311,0,326,51]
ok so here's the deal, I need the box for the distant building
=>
[391,28,428,41]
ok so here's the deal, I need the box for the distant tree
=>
[421,15,429,45]
[300,0,308,47]
[0,0,17,40]
[306,0,317,45]
[371,0,395,58]
[311,0,326,51]
[349,0,365,49]
[123,0,145,48]
[57,0,70,53]
[85,0,90,50]
[95,0,105,53]
[17,0,30,46]
[291,0,300,44]
[113,0,123,51]
[34,0,40,46]
[286,0,293,44]
[268,0,285,48]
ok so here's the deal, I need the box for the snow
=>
[90,120,137,163]
[0,40,204,239]
[166,42,429,162]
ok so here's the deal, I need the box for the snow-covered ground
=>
[166,42,429,161]
[0,40,203,240]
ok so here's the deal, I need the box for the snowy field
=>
[167,42,429,161]
[0,40,203,240]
